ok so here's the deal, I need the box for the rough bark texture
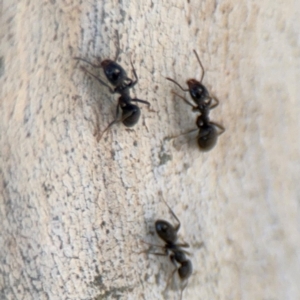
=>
[1,0,300,299]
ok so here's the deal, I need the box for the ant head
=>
[101,60,127,86]
[186,79,209,105]
[196,117,218,151]
[155,220,178,244]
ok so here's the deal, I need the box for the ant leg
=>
[80,66,115,94]
[135,239,169,255]
[98,106,141,141]
[208,95,219,109]
[166,77,190,92]
[97,119,118,141]
[134,249,168,256]
[163,254,178,293]
[131,98,151,106]
[138,245,168,256]
[97,105,120,141]
[193,49,205,83]
[129,55,138,87]
[164,267,178,293]
[166,128,199,153]
[74,57,102,69]
[172,91,197,109]
[169,255,190,300]
[210,122,225,135]
[179,281,188,300]
[167,128,198,140]
[139,240,166,249]
[93,110,101,138]
[149,251,169,256]
[176,243,190,249]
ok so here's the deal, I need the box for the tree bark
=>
[1,0,300,299]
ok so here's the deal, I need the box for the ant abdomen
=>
[121,104,141,127]
[197,124,218,151]
[196,113,225,151]
[178,260,193,280]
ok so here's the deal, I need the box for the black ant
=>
[166,50,225,151]
[74,32,150,141]
[142,199,192,300]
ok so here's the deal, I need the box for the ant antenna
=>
[129,53,139,84]
[193,50,205,83]
[160,197,181,232]
[114,30,121,62]
[171,91,197,108]
[166,77,190,92]
[80,66,114,93]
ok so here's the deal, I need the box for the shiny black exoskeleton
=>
[74,32,149,141]
[149,200,192,299]
[166,50,211,108]
[196,108,224,151]
[77,67,149,140]
[172,93,224,151]
[74,57,136,95]
[166,49,224,151]
[100,59,138,94]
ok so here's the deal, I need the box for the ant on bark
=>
[141,199,192,300]
[74,32,150,141]
[166,50,225,151]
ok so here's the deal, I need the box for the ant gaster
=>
[143,199,192,300]
[196,107,224,151]
[166,50,225,151]
[74,32,150,141]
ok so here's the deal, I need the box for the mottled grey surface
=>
[1,0,300,299]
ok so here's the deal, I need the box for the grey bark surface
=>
[1,0,300,299]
